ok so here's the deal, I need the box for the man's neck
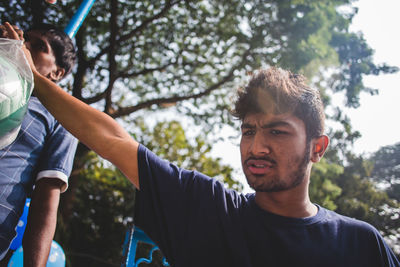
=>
[254,185,317,218]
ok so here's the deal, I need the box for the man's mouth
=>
[245,158,275,175]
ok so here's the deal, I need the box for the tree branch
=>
[119,0,182,43]
[110,49,251,118]
[72,32,89,99]
[104,0,119,114]
[119,60,176,78]
[85,0,182,69]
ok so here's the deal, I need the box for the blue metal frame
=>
[64,0,96,38]
[121,226,169,267]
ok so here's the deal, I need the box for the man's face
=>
[240,112,311,192]
[24,31,60,82]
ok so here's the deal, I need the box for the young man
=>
[0,23,77,266]
[4,23,399,266]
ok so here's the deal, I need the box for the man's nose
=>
[249,132,270,156]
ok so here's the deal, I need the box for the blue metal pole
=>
[64,0,96,38]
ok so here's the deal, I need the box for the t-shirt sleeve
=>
[134,144,243,265]
[339,215,400,267]
[35,123,78,193]
[370,227,400,266]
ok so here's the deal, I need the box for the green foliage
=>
[370,142,400,183]
[387,184,400,203]
[310,158,343,210]
[330,31,398,108]
[367,143,400,255]
[324,108,362,162]
[369,142,400,202]
[277,0,341,71]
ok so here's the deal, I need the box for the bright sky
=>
[342,0,400,155]
[213,0,400,192]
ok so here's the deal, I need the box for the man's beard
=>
[249,144,311,193]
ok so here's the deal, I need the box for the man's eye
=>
[242,130,255,136]
[270,129,285,135]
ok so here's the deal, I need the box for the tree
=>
[370,142,400,185]
[370,142,400,202]
[309,158,343,210]
[368,142,400,255]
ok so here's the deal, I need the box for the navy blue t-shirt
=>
[135,145,400,267]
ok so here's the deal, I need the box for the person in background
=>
[0,23,77,266]
[4,22,399,266]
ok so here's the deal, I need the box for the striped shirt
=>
[0,96,77,259]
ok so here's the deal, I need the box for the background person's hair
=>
[232,67,325,141]
[27,23,76,79]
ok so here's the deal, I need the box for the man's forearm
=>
[33,73,130,159]
[33,71,140,188]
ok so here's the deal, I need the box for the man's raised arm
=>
[4,22,140,188]
[33,73,140,188]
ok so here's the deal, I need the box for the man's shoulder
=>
[320,207,400,266]
[321,207,379,234]
[137,144,249,206]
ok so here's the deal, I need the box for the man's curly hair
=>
[231,67,325,141]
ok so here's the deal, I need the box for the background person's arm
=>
[22,179,62,267]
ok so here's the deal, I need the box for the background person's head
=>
[25,23,76,82]
[232,67,325,143]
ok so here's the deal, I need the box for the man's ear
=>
[49,67,65,82]
[310,135,329,163]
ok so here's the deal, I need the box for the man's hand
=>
[0,23,24,40]
[2,22,37,73]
